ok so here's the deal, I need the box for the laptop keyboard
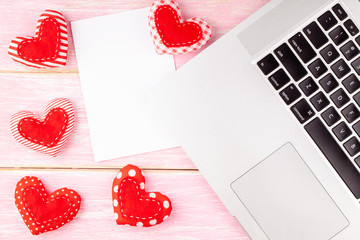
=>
[257,3,360,199]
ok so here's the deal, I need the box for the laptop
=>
[146,0,360,239]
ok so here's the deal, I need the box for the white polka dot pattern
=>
[10,98,75,157]
[14,176,81,235]
[112,164,172,227]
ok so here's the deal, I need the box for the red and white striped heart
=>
[10,98,75,157]
[8,10,68,68]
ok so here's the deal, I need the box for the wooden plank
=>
[0,169,249,239]
[0,0,269,71]
[0,73,195,169]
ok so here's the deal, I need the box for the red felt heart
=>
[149,0,212,54]
[8,10,68,68]
[10,98,75,157]
[15,176,81,235]
[112,165,172,227]
[17,18,60,62]
[154,5,202,47]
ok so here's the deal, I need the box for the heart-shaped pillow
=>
[8,10,68,68]
[149,0,212,54]
[112,164,172,227]
[10,98,75,157]
[15,176,81,235]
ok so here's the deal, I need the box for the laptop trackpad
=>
[231,143,348,240]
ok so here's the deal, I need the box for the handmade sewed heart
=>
[15,176,81,235]
[10,98,75,157]
[112,164,172,227]
[8,9,68,68]
[149,0,212,54]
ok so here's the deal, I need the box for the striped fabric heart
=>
[149,0,212,54]
[8,10,68,68]
[10,98,75,157]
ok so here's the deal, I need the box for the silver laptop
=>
[146,0,360,239]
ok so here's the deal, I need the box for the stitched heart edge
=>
[112,165,172,227]
[15,176,81,235]
[149,0,212,54]
[8,9,68,68]
[10,98,75,157]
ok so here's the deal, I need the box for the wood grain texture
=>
[0,170,248,240]
[0,0,270,238]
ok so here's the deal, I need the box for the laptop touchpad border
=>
[231,143,348,240]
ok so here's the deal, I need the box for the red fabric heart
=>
[18,18,60,62]
[154,5,202,47]
[149,0,212,54]
[15,176,81,235]
[112,165,172,227]
[19,108,68,148]
[10,98,75,157]
[8,10,68,68]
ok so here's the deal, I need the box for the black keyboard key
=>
[351,57,360,75]
[310,92,330,111]
[279,84,301,105]
[320,44,340,64]
[321,107,341,126]
[274,43,307,81]
[291,99,314,124]
[329,26,349,46]
[305,117,360,198]
[342,103,360,123]
[356,36,360,46]
[354,92,360,107]
[299,77,318,96]
[353,120,360,137]
[257,54,279,75]
[289,32,316,63]
[268,69,290,90]
[308,58,327,78]
[344,137,360,156]
[332,4,348,21]
[343,74,360,94]
[331,59,350,79]
[330,88,350,108]
[340,41,359,60]
[318,11,338,31]
[344,19,359,36]
[319,73,339,93]
[355,155,360,168]
[333,122,352,141]
[303,22,329,49]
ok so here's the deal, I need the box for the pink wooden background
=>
[0,0,269,239]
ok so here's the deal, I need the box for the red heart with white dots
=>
[8,10,68,68]
[112,164,172,227]
[149,0,212,54]
[10,98,75,157]
[15,176,81,235]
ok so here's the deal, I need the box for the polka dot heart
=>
[10,98,75,157]
[112,164,172,227]
[15,176,81,235]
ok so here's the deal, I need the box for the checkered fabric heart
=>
[149,0,212,54]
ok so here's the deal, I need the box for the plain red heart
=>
[18,108,68,148]
[15,176,81,235]
[18,17,60,62]
[154,5,202,47]
[112,165,172,227]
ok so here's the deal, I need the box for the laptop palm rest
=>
[231,143,348,240]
